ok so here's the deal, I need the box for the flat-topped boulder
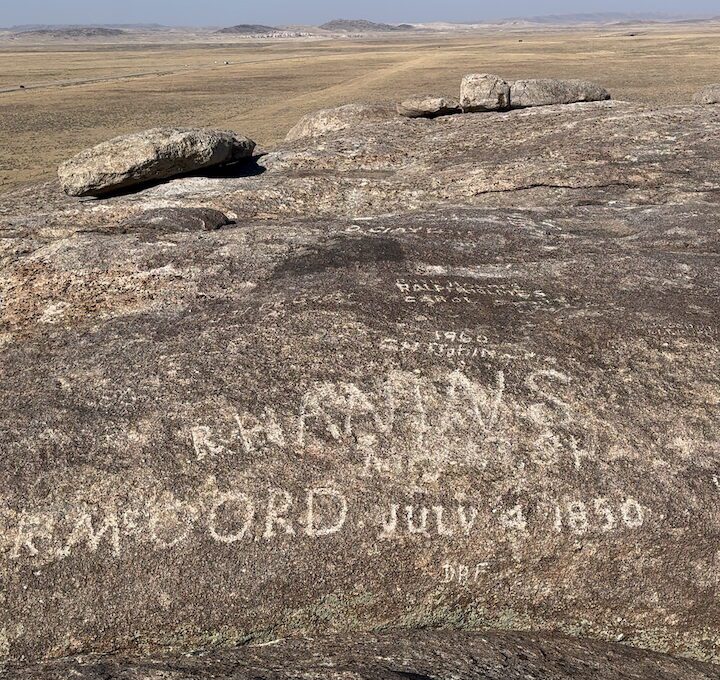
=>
[1,100,720,665]
[510,79,611,108]
[460,73,511,111]
[693,84,720,104]
[396,95,461,118]
[8,631,720,679]
[58,127,255,197]
[285,103,397,141]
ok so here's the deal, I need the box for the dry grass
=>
[1,24,720,193]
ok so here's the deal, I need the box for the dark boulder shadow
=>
[78,155,267,201]
[195,155,267,179]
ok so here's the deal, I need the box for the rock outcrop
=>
[396,95,461,118]
[693,84,720,104]
[285,103,396,141]
[510,78,611,107]
[8,631,720,679]
[1,99,720,666]
[460,73,511,111]
[57,128,256,197]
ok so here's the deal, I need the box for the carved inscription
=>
[394,278,567,308]
[2,485,349,565]
[1,485,647,567]
[381,329,538,364]
[192,368,599,479]
[345,224,448,237]
[0,371,659,574]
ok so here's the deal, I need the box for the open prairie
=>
[1,23,720,193]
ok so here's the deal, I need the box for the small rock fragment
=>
[693,84,720,104]
[460,73,511,112]
[396,95,461,118]
[510,79,611,108]
[58,128,256,198]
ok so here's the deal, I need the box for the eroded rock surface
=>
[285,103,397,141]
[396,95,461,118]
[460,73,511,111]
[0,100,719,665]
[6,631,720,680]
[58,128,256,197]
[117,207,234,233]
[510,79,611,108]
[693,84,720,105]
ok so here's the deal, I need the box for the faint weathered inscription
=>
[232,291,359,321]
[646,320,718,341]
[345,224,448,237]
[191,367,598,478]
[441,562,493,584]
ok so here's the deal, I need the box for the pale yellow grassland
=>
[1,24,719,192]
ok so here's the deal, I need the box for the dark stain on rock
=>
[271,236,405,278]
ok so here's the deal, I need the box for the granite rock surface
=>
[510,79,611,108]
[284,103,397,141]
[5,631,720,679]
[693,84,720,105]
[396,95,461,118]
[460,73,511,111]
[0,100,719,665]
[57,128,255,197]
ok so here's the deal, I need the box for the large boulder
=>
[58,128,256,197]
[396,95,461,118]
[510,79,611,108]
[285,103,397,141]
[460,73,511,111]
[693,84,720,104]
[8,631,720,679]
[1,100,720,665]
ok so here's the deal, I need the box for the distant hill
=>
[12,27,125,38]
[672,15,720,24]
[9,23,163,32]
[495,12,706,25]
[216,24,279,35]
[319,19,414,32]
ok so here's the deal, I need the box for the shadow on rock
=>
[196,155,268,179]
[79,156,267,201]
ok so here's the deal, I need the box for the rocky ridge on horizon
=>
[9,26,126,38]
[319,19,415,32]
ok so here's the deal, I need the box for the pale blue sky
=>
[1,0,718,27]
